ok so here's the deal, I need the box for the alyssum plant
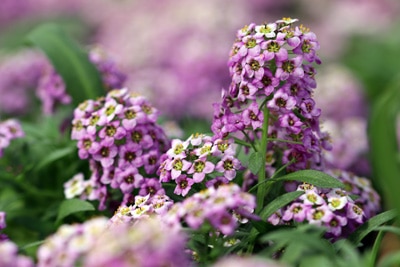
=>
[0,18,396,267]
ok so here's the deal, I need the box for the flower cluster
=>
[37,216,189,267]
[164,184,257,235]
[109,193,174,225]
[68,88,170,209]
[212,18,330,172]
[269,170,380,240]
[0,119,24,157]
[0,241,34,267]
[158,134,242,196]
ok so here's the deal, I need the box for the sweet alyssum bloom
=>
[67,88,169,209]
[164,184,257,235]
[213,18,330,173]
[269,169,381,240]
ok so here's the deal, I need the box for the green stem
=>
[266,138,302,145]
[256,107,269,213]
[369,230,384,267]
[240,130,258,152]
[233,137,255,150]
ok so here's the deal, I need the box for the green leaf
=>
[259,191,304,220]
[368,76,400,217]
[35,146,76,171]
[299,256,336,267]
[348,209,397,245]
[270,170,345,189]
[56,199,95,223]
[248,151,264,174]
[26,23,105,106]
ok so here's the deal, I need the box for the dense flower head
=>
[158,133,242,196]
[0,119,24,158]
[109,193,174,225]
[164,184,257,235]
[269,169,380,240]
[37,216,189,267]
[212,18,330,172]
[68,88,170,209]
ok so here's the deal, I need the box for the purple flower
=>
[215,155,242,180]
[242,101,263,130]
[275,56,304,81]
[187,158,215,183]
[115,168,143,194]
[174,175,194,196]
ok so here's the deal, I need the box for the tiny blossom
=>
[68,88,169,210]
[0,119,24,158]
[64,173,86,199]
[166,184,257,236]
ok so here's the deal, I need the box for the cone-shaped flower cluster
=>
[164,184,257,235]
[269,170,380,240]
[212,18,330,172]
[0,119,24,158]
[158,133,242,196]
[69,88,170,209]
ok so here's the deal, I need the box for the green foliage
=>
[259,191,304,221]
[269,169,345,189]
[349,209,397,245]
[368,76,400,215]
[26,23,105,106]
[56,199,95,223]
[249,151,264,174]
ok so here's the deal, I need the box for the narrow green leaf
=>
[259,191,304,220]
[26,23,105,106]
[349,209,397,245]
[299,256,336,267]
[368,76,400,217]
[248,151,264,174]
[270,169,345,189]
[35,146,76,171]
[56,199,95,223]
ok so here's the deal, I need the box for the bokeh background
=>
[1,0,400,258]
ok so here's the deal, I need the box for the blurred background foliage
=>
[0,0,399,263]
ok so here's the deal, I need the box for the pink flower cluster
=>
[109,193,174,225]
[269,170,380,240]
[0,119,24,157]
[212,18,330,172]
[0,241,34,267]
[37,216,190,267]
[68,88,169,209]
[164,184,257,235]
[158,134,242,196]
